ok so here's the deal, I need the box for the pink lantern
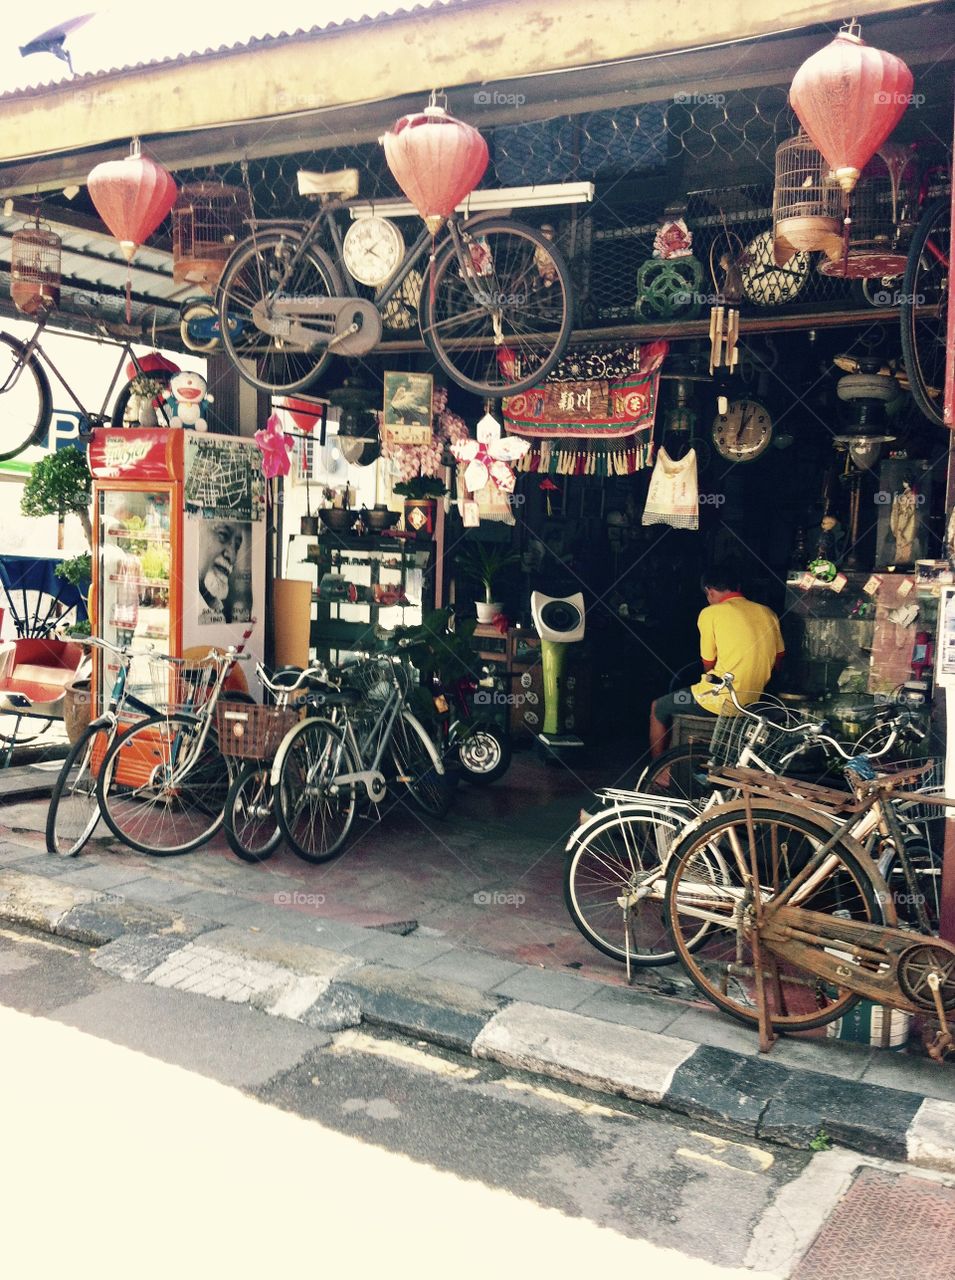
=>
[87,138,178,261]
[382,95,488,233]
[790,21,913,195]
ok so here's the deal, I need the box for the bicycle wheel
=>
[456,723,511,785]
[224,761,282,863]
[879,838,942,933]
[0,331,52,460]
[419,218,574,396]
[564,809,693,965]
[901,196,951,426]
[665,805,884,1031]
[275,718,357,864]
[638,742,713,804]
[45,722,112,856]
[97,713,231,855]
[217,230,343,394]
[390,710,452,818]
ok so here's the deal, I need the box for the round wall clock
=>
[342,215,404,287]
[712,398,774,462]
[740,230,810,306]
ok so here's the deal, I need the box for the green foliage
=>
[55,553,92,590]
[393,477,447,499]
[809,1128,832,1152]
[456,540,521,602]
[21,447,93,547]
[21,447,92,522]
[66,619,92,638]
[395,608,478,687]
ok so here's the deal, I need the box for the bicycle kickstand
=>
[751,927,778,1054]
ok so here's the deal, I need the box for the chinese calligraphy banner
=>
[503,342,667,440]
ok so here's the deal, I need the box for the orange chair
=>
[0,638,88,766]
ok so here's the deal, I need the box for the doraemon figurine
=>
[164,370,213,431]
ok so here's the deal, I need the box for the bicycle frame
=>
[6,312,160,427]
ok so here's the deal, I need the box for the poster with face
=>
[197,517,254,625]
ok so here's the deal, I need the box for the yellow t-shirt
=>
[690,596,784,714]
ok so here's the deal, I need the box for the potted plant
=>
[457,541,520,623]
[393,475,446,537]
[20,446,93,549]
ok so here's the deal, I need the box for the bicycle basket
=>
[880,757,944,823]
[709,700,809,773]
[344,655,403,705]
[215,702,299,761]
[145,655,220,715]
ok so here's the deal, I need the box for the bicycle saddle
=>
[305,686,362,709]
[297,168,360,200]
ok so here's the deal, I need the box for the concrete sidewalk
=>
[2,835,954,1175]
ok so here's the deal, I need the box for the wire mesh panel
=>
[11,224,61,315]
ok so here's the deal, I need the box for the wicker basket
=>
[215,701,299,761]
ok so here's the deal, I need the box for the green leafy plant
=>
[456,541,521,604]
[393,476,447,500]
[809,1128,832,1152]
[66,619,91,638]
[20,446,92,546]
[55,552,92,591]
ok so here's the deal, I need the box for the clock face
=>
[712,398,774,462]
[740,230,810,306]
[342,216,404,287]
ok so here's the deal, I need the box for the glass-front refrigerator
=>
[89,429,267,710]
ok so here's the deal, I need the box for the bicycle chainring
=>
[897,942,955,1011]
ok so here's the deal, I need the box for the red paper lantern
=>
[87,139,178,262]
[382,97,488,233]
[790,21,913,194]
[282,397,324,433]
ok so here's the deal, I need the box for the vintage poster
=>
[184,435,265,523]
[193,515,255,627]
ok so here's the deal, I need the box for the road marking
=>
[330,1029,480,1079]
[0,926,79,955]
[676,1131,774,1175]
[492,1077,631,1119]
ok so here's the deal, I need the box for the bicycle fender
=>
[565,803,690,853]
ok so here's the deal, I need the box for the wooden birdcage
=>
[818,143,920,279]
[10,221,61,315]
[772,131,843,265]
[172,183,251,288]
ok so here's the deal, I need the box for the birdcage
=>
[172,183,251,288]
[10,221,61,315]
[818,143,920,280]
[772,131,843,265]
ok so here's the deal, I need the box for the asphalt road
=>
[0,921,949,1278]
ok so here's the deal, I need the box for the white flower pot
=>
[475,600,501,623]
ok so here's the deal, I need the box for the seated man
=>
[649,567,785,760]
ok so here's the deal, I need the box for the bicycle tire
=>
[900,196,951,426]
[216,230,343,395]
[45,722,112,856]
[274,717,357,864]
[224,761,281,863]
[456,723,511,785]
[0,331,52,461]
[390,710,451,818]
[419,218,574,396]
[96,712,231,855]
[637,742,713,804]
[665,804,884,1032]
[564,808,694,965]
